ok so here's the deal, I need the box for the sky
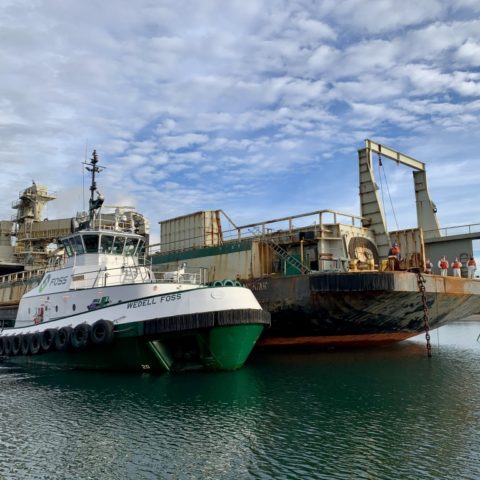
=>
[1,0,480,244]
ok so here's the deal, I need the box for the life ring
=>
[55,326,73,351]
[29,333,41,355]
[40,329,56,352]
[91,320,114,346]
[0,337,5,356]
[222,279,235,287]
[11,335,21,356]
[21,334,31,355]
[212,280,223,287]
[70,323,91,349]
[234,280,242,287]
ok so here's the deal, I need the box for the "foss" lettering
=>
[50,276,68,286]
[160,293,181,302]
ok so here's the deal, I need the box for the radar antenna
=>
[83,150,105,228]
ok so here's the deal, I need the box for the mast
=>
[84,150,105,228]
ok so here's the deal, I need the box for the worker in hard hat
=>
[467,256,477,279]
[387,243,400,271]
[389,243,400,258]
[438,256,449,276]
[451,257,462,277]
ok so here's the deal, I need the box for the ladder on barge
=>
[249,226,310,275]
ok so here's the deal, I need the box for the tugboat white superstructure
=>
[0,151,270,372]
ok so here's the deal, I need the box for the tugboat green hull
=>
[2,322,265,372]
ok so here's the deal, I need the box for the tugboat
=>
[0,151,270,372]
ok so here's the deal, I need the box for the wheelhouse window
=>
[72,235,85,255]
[113,236,126,255]
[83,234,99,253]
[63,236,84,255]
[100,235,114,254]
[124,237,139,256]
[62,238,74,257]
[136,240,146,262]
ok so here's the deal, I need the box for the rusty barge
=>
[2,139,480,349]
[150,139,480,348]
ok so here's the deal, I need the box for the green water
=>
[1,320,480,480]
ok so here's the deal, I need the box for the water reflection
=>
[1,320,479,479]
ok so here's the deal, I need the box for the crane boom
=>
[365,139,425,171]
[358,139,441,258]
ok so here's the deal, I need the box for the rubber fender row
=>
[0,319,114,357]
[212,279,243,287]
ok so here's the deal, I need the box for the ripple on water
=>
[0,321,479,479]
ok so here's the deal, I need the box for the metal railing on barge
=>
[149,208,370,256]
[424,222,480,241]
[0,268,47,286]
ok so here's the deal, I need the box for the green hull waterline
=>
[2,323,264,373]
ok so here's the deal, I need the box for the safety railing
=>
[69,264,207,289]
[151,266,207,285]
[149,208,369,256]
[434,223,480,237]
[81,265,153,289]
[232,209,367,242]
[422,223,480,242]
[0,268,46,285]
[0,262,207,291]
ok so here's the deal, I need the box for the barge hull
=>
[247,271,480,348]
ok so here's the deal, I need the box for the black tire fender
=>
[55,326,73,351]
[11,335,22,356]
[21,334,31,355]
[29,332,41,355]
[70,323,91,349]
[91,320,114,346]
[4,336,13,356]
[40,329,56,352]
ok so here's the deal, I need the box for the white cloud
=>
[161,133,209,151]
[1,0,480,238]
[308,45,340,72]
[328,0,445,34]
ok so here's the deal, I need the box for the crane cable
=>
[377,154,388,232]
[378,154,400,231]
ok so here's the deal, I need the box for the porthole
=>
[72,304,76,311]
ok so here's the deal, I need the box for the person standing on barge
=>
[451,258,462,277]
[438,256,449,276]
[425,259,433,274]
[389,243,400,258]
[467,256,477,278]
[388,243,400,271]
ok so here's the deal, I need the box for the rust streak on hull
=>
[257,332,418,348]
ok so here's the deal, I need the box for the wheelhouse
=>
[60,232,146,259]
